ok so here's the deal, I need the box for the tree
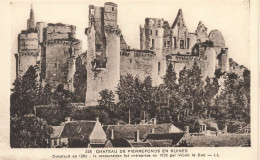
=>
[116,74,155,123]
[214,71,250,127]
[98,89,115,111]
[10,114,53,148]
[38,83,53,105]
[73,58,87,102]
[163,63,177,90]
[52,84,74,121]
[178,63,204,119]
[162,63,180,122]
[203,77,220,118]
[11,66,39,116]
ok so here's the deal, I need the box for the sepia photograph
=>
[8,0,253,149]
[0,0,258,159]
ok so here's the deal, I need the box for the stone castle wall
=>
[201,47,216,78]
[85,29,121,106]
[218,48,229,72]
[36,22,47,44]
[104,2,118,29]
[229,58,246,76]
[41,22,81,90]
[167,54,197,77]
[105,29,121,92]
[17,31,40,77]
[120,50,157,82]
[18,32,39,51]
[44,41,71,89]
[16,51,39,77]
[85,2,121,106]
[44,23,76,41]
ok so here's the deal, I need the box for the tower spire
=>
[27,3,35,30]
[30,4,34,19]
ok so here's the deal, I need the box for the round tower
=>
[202,47,216,78]
[105,28,121,92]
[144,18,164,59]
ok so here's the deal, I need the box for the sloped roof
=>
[145,132,185,140]
[151,123,183,133]
[60,121,96,140]
[172,9,185,29]
[236,124,250,134]
[90,139,107,144]
[145,132,185,147]
[109,138,132,147]
[50,126,64,138]
[106,123,182,140]
[130,141,152,147]
[148,140,176,147]
[106,125,151,139]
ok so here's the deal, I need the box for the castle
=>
[15,5,82,91]
[15,2,231,107]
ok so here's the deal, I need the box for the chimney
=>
[109,129,114,140]
[152,118,157,124]
[184,126,189,134]
[96,117,99,122]
[65,117,71,122]
[134,130,139,142]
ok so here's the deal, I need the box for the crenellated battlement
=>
[121,49,156,58]
[145,18,164,28]
[45,40,71,46]
[19,51,39,56]
[105,28,121,36]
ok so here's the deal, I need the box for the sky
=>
[10,0,250,83]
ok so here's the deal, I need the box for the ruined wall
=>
[120,50,157,83]
[85,27,121,106]
[44,41,71,89]
[44,23,76,41]
[140,26,146,50]
[167,54,198,77]
[195,21,208,42]
[91,6,106,61]
[188,33,197,52]
[229,58,245,76]
[120,35,128,50]
[218,48,229,72]
[85,26,96,106]
[67,57,76,91]
[85,3,121,106]
[105,29,121,92]
[142,18,164,55]
[104,2,118,29]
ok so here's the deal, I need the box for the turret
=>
[27,4,35,30]
[104,2,118,29]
